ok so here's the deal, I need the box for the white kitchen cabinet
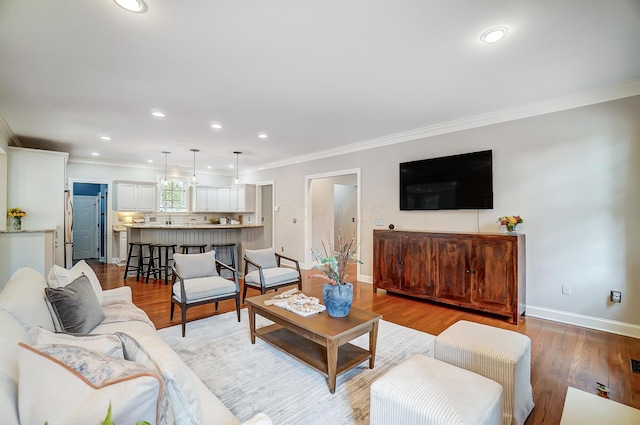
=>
[191,184,255,212]
[217,188,230,211]
[193,186,219,212]
[115,181,157,211]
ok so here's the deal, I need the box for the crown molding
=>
[249,80,640,173]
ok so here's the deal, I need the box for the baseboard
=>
[111,257,123,266]
[526,305,640,339]
[359,274,372,284]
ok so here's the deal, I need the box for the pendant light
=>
[233,151,242,184]
[190,148,200,185]
[161,151,171,189]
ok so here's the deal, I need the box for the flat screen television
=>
[399,150,493,210]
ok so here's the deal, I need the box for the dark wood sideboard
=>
[373,229,526,324]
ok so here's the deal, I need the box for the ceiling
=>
[1,1,639,176]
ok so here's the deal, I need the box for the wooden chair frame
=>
[170,259,240,337]
[242,252,302,302]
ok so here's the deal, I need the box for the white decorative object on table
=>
[265,290,326,317]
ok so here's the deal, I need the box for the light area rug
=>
[560,387,640,425]
[157,309,435,425]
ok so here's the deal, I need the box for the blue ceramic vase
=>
[322,283,354,317]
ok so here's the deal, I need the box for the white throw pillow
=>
[36,327,124,359]
[0,267,55,339]
[47,260,104,304]
[117,332,199,425]
[18,342,165,425]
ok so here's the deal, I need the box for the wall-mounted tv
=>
[400,150,493,210]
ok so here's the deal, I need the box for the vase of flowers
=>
[311,226,362,317]
[498,215,523,233]
[8,208,26,231]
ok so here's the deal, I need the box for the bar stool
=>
[180,244,207,254]
[146,243,177,285]
[122,242,151,281]
[212,243,236,278]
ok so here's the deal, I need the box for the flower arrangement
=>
[498,215,523,232]
[7,207,27,218]
[311,226,362,286]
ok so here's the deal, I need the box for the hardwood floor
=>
[92,262,640,425]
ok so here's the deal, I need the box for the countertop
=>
[0,228,56,234]
[125,223,263,230]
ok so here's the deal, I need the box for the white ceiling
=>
[1,0,639,176]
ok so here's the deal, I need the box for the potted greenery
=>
[311,226,362,317]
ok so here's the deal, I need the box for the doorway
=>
[305,169,361,277]
[257,182,274,248]
[72,182,108,263]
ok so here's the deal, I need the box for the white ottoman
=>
[370,354,503,425]
[435,321,534,425]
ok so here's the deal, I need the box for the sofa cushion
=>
[47,260,104,304]
[18,342,164,425]
[244,268,300,287]
[244,248,278,273]
[173,251,219,279]
[0,267,54,339]
[0,310,31,425]
[44,275,105,334]
[172,276,237,302]
[114,331,203,424]
[36,327,124,359]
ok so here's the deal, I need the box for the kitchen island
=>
[126,223,265,275]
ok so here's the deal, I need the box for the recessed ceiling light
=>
[151,111,166,118]
[147,159,153,163]
[211,123,222,129]
[480,27,508,43]
[113,0,147,13]
[100,136,111,141]
[258,133,268,139]
[91,152,100,156]
[207,165,212,169]
[229,164,234,168]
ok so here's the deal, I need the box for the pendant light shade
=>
[190,149,200,185]
[234,151,242,185]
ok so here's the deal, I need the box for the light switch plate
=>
[375,218,384,226]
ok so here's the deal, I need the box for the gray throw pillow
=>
[44,274,106,334]
[173,251,218,279]
[244,248,278,273]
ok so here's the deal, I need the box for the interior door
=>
[73,196,98,260]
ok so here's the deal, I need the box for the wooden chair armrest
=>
[216,259,238,275]
[275,253,301,271]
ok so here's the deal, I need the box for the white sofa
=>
[0,266,271,425]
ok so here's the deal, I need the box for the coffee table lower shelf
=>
[256,324,372,379]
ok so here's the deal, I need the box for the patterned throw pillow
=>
[18,343,168,425]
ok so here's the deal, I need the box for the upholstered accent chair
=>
[242,248,302,302]
[170,250,240,337]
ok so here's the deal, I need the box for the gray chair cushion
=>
[173,251,218,279]
[44,275,105,334]
[244,268,300,288]
[173,276,237,302]
[244,248,278,273]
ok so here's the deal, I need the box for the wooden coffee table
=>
[246,293,382,393]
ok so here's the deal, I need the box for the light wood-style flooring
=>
[92,262,640,425]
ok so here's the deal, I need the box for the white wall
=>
[0,117,10,231]
[245,96,640,334]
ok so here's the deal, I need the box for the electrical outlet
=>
[293,218,297,224]
[375,218,384,226]
[562,284,571,295]
[204,216,207,221]
[610,290,622,303]
[281,246,284,252]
